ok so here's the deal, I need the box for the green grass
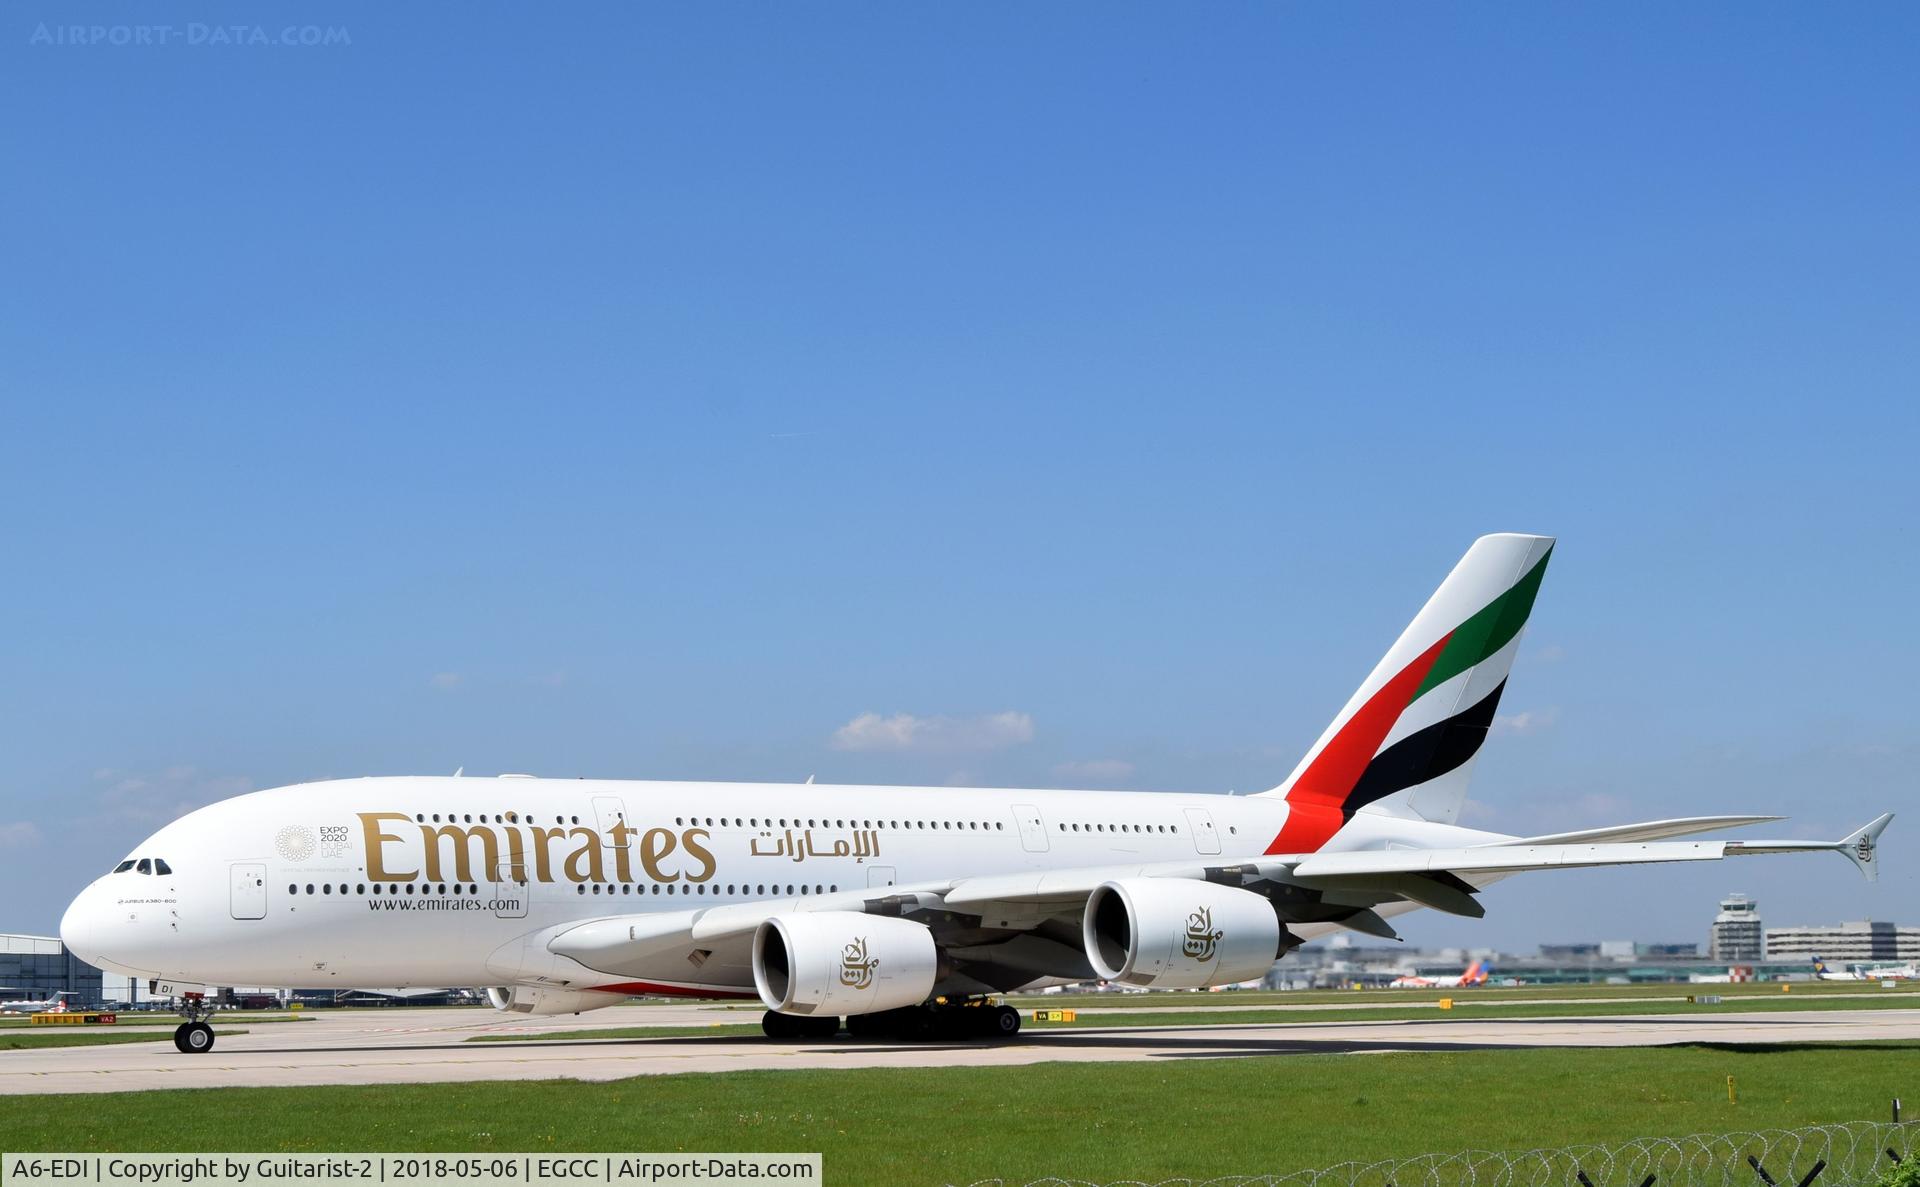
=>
[465,992,1920,1042]
[1005,981,1920,1009]
[0,1028,246,1049]
[1015,995,1920,1028]
[0,1013,306,1029]
[1,1043,1912,1185]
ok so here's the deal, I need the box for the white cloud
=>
[1527,643,1567,664]
[1052,759,1136,782]
[1458,798,1498,824]
[429,672,464,690]
[1492,706,1560,736]
[1572,791,1630,819]
[830,711,1035,754]
[0,822,43,849]
[82,766,253,831]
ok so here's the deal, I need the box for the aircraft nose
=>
[59,885,103,966]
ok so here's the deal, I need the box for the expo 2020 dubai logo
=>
[275,824,316,862]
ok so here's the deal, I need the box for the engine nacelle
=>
[485,985,621,1016]
[1082,879,1281,989]
[752,911,938,1017]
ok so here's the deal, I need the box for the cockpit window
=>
[136,859,152,875]
[153,858,172,876]
[113,860,135,873]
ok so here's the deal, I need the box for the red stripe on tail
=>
[1265,631,1453,854]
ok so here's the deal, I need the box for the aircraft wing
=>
[1495,815,1784,846]
[537,813,1891,997]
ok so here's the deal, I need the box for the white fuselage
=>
[59,775,1487,997]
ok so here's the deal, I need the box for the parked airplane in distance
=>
[0,991,75,1014]
[59,533,1894,1056]
[1812,957,1915,981]
[1388,959,1491,989]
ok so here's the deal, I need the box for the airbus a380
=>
[59,534,1892,1055]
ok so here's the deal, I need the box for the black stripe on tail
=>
[1342,679,1508,819]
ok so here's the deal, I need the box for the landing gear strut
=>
[171,992,217,1054]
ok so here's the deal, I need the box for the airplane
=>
[1388,959,1490,989]
[57,533,1894,1055]
[0,991,75,1014]
[1812,957,1914,981]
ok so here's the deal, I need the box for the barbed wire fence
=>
[953,1119,1916,1187]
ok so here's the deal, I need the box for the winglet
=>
[1839,813,1893,883]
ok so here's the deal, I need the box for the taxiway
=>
[0,1004,1913,1094]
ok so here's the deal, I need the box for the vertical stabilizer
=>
[1258,533,1554,853]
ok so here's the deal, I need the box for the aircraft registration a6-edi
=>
[61,534,1893,1054]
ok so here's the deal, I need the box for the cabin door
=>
[230,862,267,920]
[1183,808,1222,855]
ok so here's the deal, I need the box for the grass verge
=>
[0,1029,246,1049]
[0,1043,1913,1184]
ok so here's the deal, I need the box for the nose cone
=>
[60,881,156,977]
[59,884,103,967]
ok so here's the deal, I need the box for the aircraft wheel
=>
[178,1022,215,1054]
[988,1005,1022,1038]
[845,1012,888,1039]
[798,1015,841,1039]
[172,1024,191,1053]
[760,1010,798,1039]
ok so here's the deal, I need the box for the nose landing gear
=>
[173,1022,214,1053]
[170,992,217,1055]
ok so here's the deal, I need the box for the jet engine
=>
[752,911,938,1016]
[485,985,620,1016]
[1082,878,1282,988]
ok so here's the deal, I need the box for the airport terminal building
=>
[0,933,105,1008]
[1765,919,1920,961]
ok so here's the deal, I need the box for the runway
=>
[1,1004,1913,1095]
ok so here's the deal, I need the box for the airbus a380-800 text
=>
[59,534,1892,1055]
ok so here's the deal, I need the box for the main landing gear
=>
[762,998,1022,1042]
[171,992,217,1054]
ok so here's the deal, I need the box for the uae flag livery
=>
[1261,534,1555,854]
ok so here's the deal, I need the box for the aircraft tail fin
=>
[1258,533,1555,852]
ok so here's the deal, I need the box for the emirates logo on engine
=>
[839,936,880,989]
[1182,906,1223,962]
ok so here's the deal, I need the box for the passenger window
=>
[154,859,172,875]
[137,859,152,874]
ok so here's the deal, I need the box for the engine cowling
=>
[752,911,938,1017]
[486,985,621,1016]
[1082,879,1281,988]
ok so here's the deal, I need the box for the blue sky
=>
[2,4,1914,949]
